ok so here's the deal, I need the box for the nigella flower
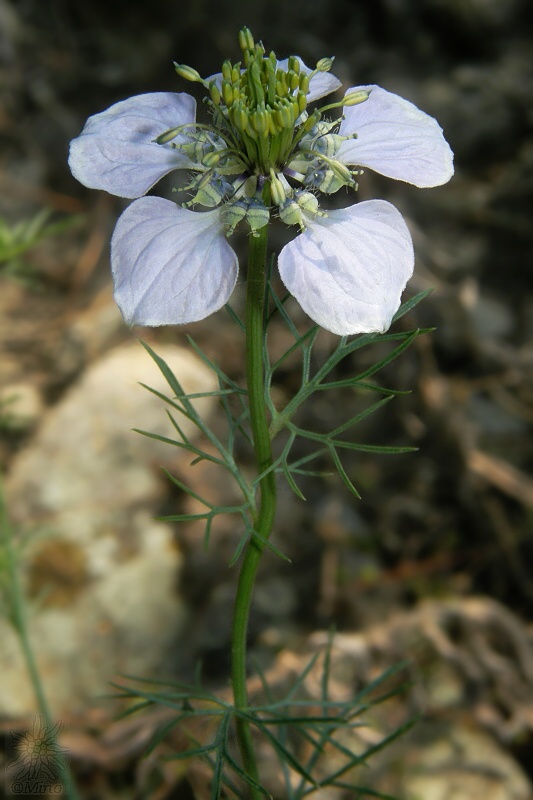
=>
[69,28,453,335]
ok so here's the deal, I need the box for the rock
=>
[403,723,532,800]
[7,342,216,528]
[1,342,217,716]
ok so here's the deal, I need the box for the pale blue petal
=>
[69,93,197,199]
[207,57,341,105]
[111,198,238,325]
[278,201,414,336]
[338,85,454,187]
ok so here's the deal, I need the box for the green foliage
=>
[0,479,80,798]
[134,288,429,796]
[0,209,83,285]
[114,643,414,799]
[139,288,430,556]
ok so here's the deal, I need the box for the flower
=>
[69,29,453,335]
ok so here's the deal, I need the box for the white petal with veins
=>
[69,93,197,199]
[278,200,415,335]
[338,85,454,187]
[111,197,238,325]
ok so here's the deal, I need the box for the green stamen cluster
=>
[175,28,323,176]
[212,42,309,173]
[163,28,369,236]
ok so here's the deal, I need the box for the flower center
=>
[213,31,311,175]
[159,28,369,236]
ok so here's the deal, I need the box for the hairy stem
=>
[231,225,276,797]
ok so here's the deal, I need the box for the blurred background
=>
[1,0,533,797]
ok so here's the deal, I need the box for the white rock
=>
[1,342,217,716]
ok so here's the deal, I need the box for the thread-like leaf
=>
[329,396,394,439]
[392,288,432,322]
[223,752,273,798]
[329,446,361,499]
[140,341,188,399]
[210,712,230,800]
[281,458,307,500]
[225,302,246,332]
[186,335,245,394]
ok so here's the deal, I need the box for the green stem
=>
[0,479,80,800]
[231,225,276,798]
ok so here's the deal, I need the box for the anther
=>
[315,57,334,73]
[288,56,300,75]
[269,170,287,206]
[299,73,310,95]
[209,81,221,106]
[251,108,268,136]
[288,71,300,92]
[222,81,234,107]
[343,89,370,107]
[174,64,204,84]
[221,60,233,81]
[239,27,255,52]
[297,91,307,114]
[154,126,183,145]
[202,151,222,168]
